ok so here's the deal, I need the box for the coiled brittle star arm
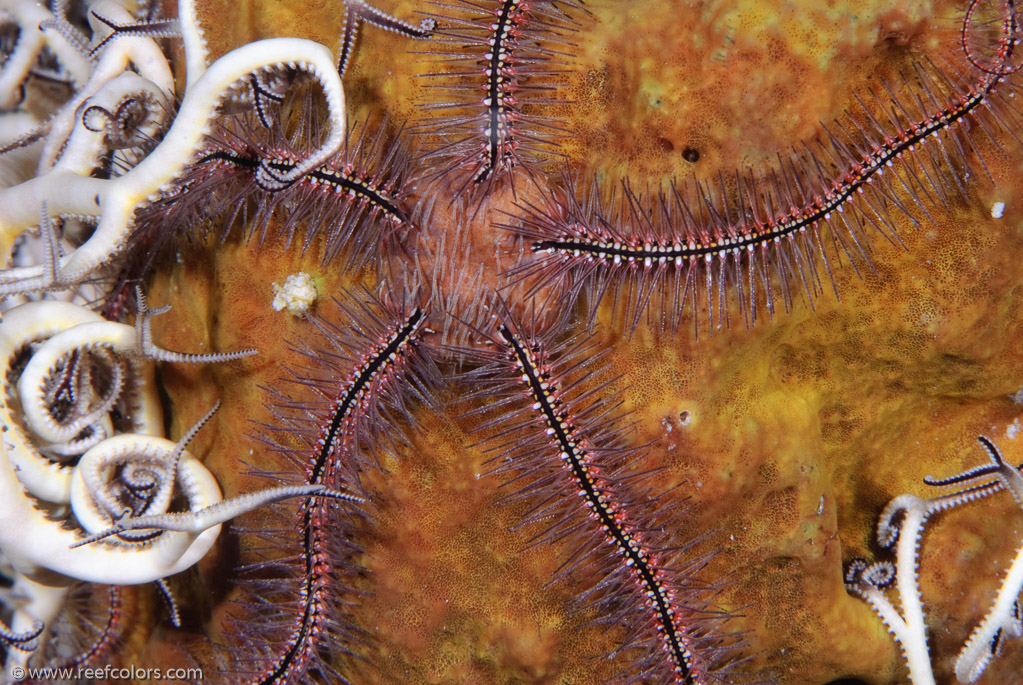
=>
[0,289,254,503]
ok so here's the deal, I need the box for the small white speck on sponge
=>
[271,272,318,315]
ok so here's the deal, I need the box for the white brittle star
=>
[846,436,1023,684]
[924,437,1023,682]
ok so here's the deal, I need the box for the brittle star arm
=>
[178,0,210,88]
[0,111,42,159]
[956,546,1023,682]
[869,494,938,685]
[0,300,119,503]
[0,37,346,290]
[87,6,181,60]
[70,402,223,534]
[337,0,437,78]
[922,436,1023,682]
[0,611,43,653]
[72,485,364,547]
[2,576,67,671]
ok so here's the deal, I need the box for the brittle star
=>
[846,436,1023,684]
